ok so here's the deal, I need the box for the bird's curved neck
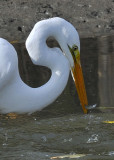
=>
[26,18,67,68]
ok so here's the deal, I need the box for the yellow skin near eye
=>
[71,45,80,66]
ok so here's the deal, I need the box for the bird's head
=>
[56,18,88,113]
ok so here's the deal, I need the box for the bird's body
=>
[0,38,69,114]
[0,17,88,114]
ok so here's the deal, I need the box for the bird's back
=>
[0,38,18,90]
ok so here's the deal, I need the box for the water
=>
[0,36,114,159]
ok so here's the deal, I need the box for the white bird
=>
[0,17,88,114]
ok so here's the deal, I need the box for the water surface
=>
[0,36,114,160]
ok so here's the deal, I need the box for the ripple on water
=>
[108,151,114,156]
[87,134,99,143]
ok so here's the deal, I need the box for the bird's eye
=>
[72,45,78,51]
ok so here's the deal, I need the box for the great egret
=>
[0,17,88,114]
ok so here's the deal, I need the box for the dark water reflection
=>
[0,36,114,159]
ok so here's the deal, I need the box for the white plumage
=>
[0,17,86,114]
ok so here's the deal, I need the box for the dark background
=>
[0,0,114,42]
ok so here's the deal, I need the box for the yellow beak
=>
[68,45,88,114]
